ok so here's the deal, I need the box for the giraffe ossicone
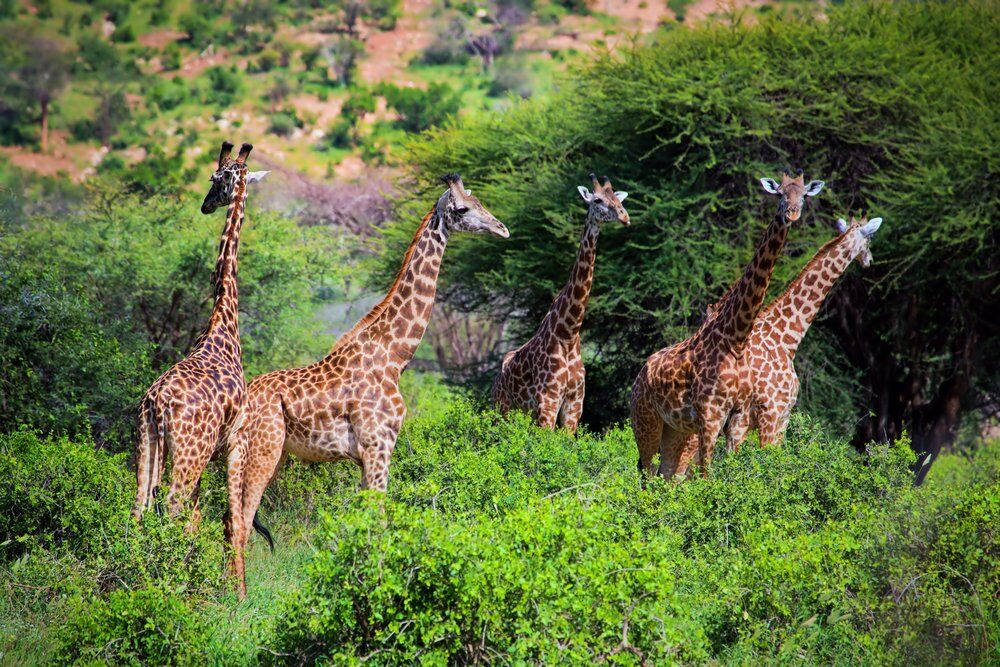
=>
[491,173,630,432]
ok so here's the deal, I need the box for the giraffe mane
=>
[328,207,435,353]
[760,230,848,320]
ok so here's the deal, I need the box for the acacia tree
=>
[0,30,71,152]
[388,0,1000,474]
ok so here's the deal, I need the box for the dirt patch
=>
[592,0,670,32]
[169,45,238,79]
[289,94,344,128]
[682,0,768,23]
[0,131,101,182]
[358,0,435,84]
[138,29,186,49]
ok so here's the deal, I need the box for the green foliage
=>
[0,430,131,558]
[264,397,996,664]
[0,264,149,441]
[53,588,209,667]
[0,430,225,599]
[395,0,1000,446]
[202,66,244,106]
[379,82,461,133]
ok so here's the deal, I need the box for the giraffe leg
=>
[355,409,401,492]
[559,378,585,435]
[240,412,286,554]
[693,417,725,478]
[164,421,216,522]
[659,430,695,480]
[534,386,562,430]
[725,407,751,454]
[630,388,662,481]
[757,408,785,448]
[224,437,247,599]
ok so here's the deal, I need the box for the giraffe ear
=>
[760,177,780,194]
[860,217,883,238]
[577,186,593,203]
[836,218,849,234]
[464,189,472,196]
[804,180,825,197]
[246,171,270,184]
[614,191,628,202]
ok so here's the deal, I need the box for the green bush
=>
[379,82,461,133]
[0,430,130,558]
[53,588,209,666]
[262,394,997,663]
[0,180,343,442]
[0,430,225,596]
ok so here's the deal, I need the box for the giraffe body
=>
[721,215,883,449]
[491,175,629,432]
[132,142,267,597]
[228,175,508,595]
[630,172,824,479]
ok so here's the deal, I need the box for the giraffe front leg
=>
[694,416,725,478]
[533,384,563,430]
[660,430,696,480]
[558,380,584,435]
[757,407,787,448]
[355,408,402,492]
[725,407,751,454]
[630,387,662,482]
[224,438,247,599]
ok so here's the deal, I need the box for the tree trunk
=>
[40,98,49,153]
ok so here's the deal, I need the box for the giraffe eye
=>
[455,206,469,214]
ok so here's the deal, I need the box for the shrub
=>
[262,400,998,663]
[267,110,302,137]
[1,184,340,442]
[202,66,243,106]
[0,430,130,558]
[0,429,226,590]
[53,588,209,666]
[379,82,461,133]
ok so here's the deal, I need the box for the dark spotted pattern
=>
[717,215,880,451]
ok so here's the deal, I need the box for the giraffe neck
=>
[194,174,246,358]
[340,208,449,371]
[762,231,857,357]
[544,216,599,342]
[710,212,790,351]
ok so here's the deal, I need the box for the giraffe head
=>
[435,173,509,238]
[835,215,883,268]
[577,173,630,226]
[760,169,824,222]
[200,141,269,214]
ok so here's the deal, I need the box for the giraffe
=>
[490,174,629,432]
[226,174,508,596]
[132,141,268,540]
[715,214,884,451]
[629,171,824,479]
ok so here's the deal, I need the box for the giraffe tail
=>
[252,513,275,552]
[150,400,170,515]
